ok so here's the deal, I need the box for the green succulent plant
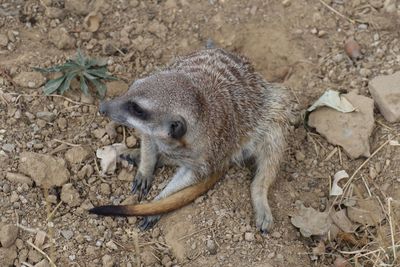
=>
[34,49,117,98]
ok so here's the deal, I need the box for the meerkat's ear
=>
[168,118,186,139]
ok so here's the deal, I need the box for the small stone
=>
[276,254,284,261]
[295,150,305,161]
[35,259,50,267]
[102,254,115,267]
[105,240,118,250]
[0,224,19,248]
[282,0,291,6]
[152,228,160,238]
[0,33,8,47]
[141,249,158,266]
[118,169,134,181]
[244,232,255,242]
[65,146,91,165]
[161,255,172,266]
[310,28,318,34]
[100,183,111,195]
[77,164,94,179]
[13,71,46,89]
[271,231,281,238]
[61,183,82,207]
[369,71,400,122]
[126,136,137,147]
[6,172,33,186]
[36,111,56,122]
[65,0,90,15]
[93,128,107,139]
[102,40,117,55]
[80,92,95,104]
[19,152,70,187]
[49,27,76,50]
[0,245,17,266]
[45,7,65,19]
[61,230,74,240]
[106,80,129,97]
[80,32,93,41]
[2,143,15,153]
[206,239,217,255]
[57,117,68,130]
[318,30,327,37]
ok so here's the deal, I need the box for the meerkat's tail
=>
[89,172,222,217]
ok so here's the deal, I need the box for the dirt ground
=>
[0,0,400,266]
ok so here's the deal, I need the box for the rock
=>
[49,27,76,50]
[0,33,8,47]
[2,143,15,152]
[61,183,82,207]
[0,224,19,248]
[45,7,65,19]
[93,128,107,139]
[206,239,217,255]
[244,232,255,242]
[77,164,94,179]
[102,254,115,267]
[105,240,118,250]
[64,146,91,165]
[126,136,137,147]
[161,255,172,266]
[369,71,400,122]
[102,40,117,55]
[80,92,95,104]
[19,152,70,187]
[308,91,374,159]
[35,259,50,267]
[118,169,134,181]
[6,172,33,186]
[106,80,129,97]
[61,230,74,240]
[0,245,17,266]
[100,183,111,195]
[36,111,56,122]
[271,231,281,238]
[65,0,90,15]
[141,249,158,266]
[13,71,46,89]
[57,117,68,130]
[295,150,305,161]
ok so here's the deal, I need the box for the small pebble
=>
[206,239,217,255]
[244,232,255,242]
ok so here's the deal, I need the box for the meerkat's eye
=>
[125,101,148,120]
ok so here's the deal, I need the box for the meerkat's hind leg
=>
[251,127,286,233]
[138,166,198,230]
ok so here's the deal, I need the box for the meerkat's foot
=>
[254,201,274,233]
[132,172,154,201]
[120,148,141,167]
[138,215,161,231]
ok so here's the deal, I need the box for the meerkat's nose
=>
[99,101,108,116]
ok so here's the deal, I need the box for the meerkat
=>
[89,48,293,232]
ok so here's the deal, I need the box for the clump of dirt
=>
[0,0,399,266]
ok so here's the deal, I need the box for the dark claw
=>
[138,215,161,231]
[132,173,152,201]
[120,154,139,166]
[131,179,141,195]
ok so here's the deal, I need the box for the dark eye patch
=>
[124,101,148,120]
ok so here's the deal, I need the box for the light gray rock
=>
[308,91,374,159]
[13,71,46,89]
[61,183,82,207]
[0,224,18,248]
[49,27,76,50]
[64,146,91,165]
[6,172,33,186]
[0,245,17,266]
[369,71,400,122]
[19,152,70,187]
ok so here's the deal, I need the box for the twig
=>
[318,0,356,24]
[46,201,63,221]
[324,147,338,161]
[53,139,81,147]
[338,147,342,166]
[16,223,52,240]
[26,240,56,267]
[7,92,94,106]
[21,262,35,267]
[177,227,210,241]
[387,197,397,263]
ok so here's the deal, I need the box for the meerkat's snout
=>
[169,117,186,139]
[99,101,109,116]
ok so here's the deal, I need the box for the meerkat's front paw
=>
[138,215,161,231]
[119,148,141,167]
[254,203,274,233]
[131,172,153,201]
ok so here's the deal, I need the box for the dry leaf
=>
[96,143,127,175]
[330,209,358,233]
[330,170,349,196]
[307,90,355,113]
[347,197,385,226]
[291,204,332,237]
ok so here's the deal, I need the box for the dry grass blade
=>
[26,240,56,267]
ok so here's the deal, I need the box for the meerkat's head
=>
[99,71,204,148]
